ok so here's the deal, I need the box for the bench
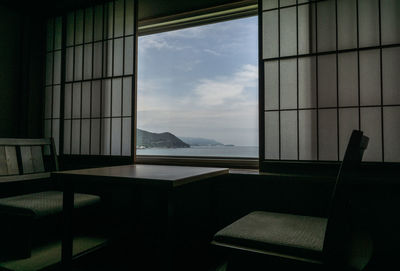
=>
[0,138,101,260]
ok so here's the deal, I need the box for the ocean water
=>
[136,145,258,158]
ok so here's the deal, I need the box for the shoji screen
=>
[45,0,137,157]
[44,17,62,154]
[259,0,400,166]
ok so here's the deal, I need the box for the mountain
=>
[136,129,190,148]
[179,137,224,146]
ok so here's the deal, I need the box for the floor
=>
[69,248,390,271]
[69,242,228,271]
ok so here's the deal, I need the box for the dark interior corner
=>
[0,0,399,270]
[0,4,45,139]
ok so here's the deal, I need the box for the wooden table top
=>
[53,164,229,188]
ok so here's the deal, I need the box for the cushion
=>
[0,191,101,218]
[213,211,327,260]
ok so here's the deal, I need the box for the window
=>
[137,16,259,158]
[260,0,400,165]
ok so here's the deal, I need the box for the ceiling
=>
[2,0,255,21]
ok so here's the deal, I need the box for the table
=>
[53,164,229,270]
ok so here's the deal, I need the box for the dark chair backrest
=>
[0,138,58,182]
[323,130,369,261]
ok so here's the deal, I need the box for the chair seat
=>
[213,211,328,261]
[0,190,101,218]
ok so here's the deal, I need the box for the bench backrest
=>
[0,138,58,182]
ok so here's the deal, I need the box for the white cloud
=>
[139,35,171,51]
[137,78,176,111]
[193,64,258,107]
[136,64,259,145]
[203,48,221,56]
[139,34,187,53]
[161,26,206,39]
[235,64,258,83]
[139,26,207,53]
[138,64,258,112]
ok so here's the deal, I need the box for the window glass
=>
[137,17,258,158]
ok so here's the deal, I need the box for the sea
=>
[136,145,258,158]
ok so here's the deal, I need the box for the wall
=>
[0,5,23,137]
[0,5,46,138]
[21,15,46,138]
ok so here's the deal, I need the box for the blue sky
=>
[137,16,258,146]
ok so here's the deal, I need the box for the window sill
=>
[228,169,335,180]
[135,155,258,169]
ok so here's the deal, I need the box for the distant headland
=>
[136,129,234,149]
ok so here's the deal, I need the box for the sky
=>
[137,16,258,146]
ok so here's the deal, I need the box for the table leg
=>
[62,180,74,270]
[165,189,176,271]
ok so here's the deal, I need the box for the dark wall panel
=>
[0,5,22,138]
[23,17,46,138]
[0,5,46,139]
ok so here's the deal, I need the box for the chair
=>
[212,130,372,270]
[0,138,101,259]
